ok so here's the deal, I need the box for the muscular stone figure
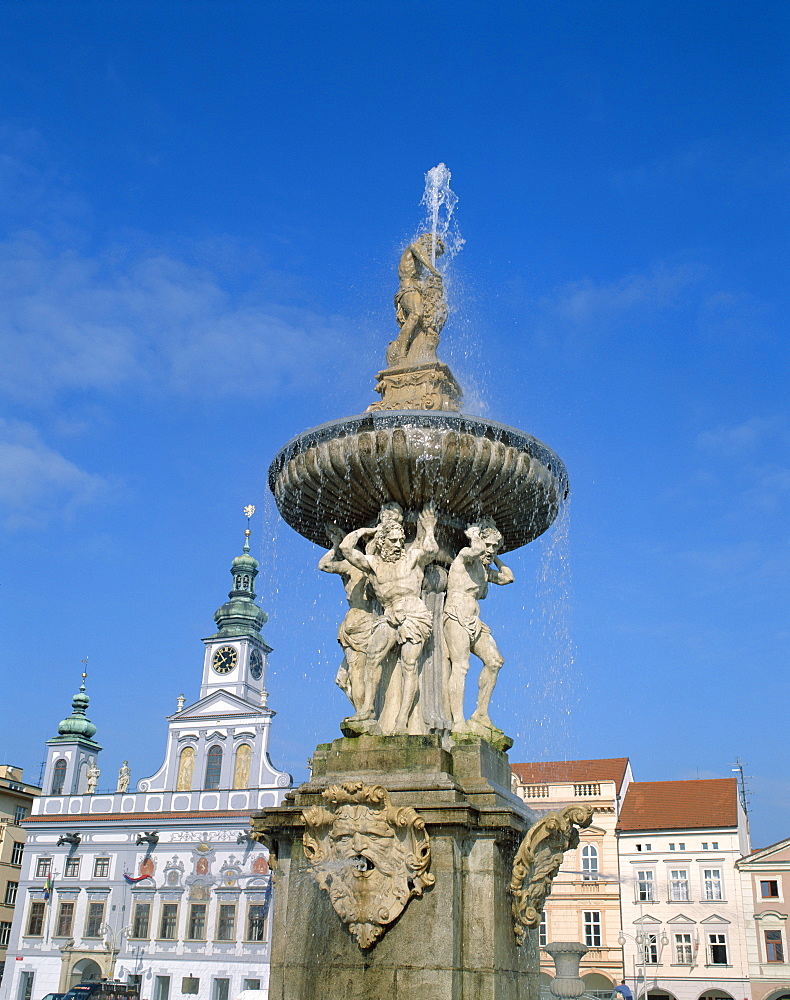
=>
[340,504,438,732]
[389,234,447,365]
[318,524,379,712]
[443,519,514,741]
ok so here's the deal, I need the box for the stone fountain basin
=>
[268,410,568,556]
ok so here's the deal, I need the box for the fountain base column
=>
[367,361,463,411]
[252,735,540,1000]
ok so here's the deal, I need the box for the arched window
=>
[205,745,223,789]
[581,843,599,881]
[176,746,195,791]
[51,759,67,795]
[235,575,242,589]
[242,575,250,589]
[233,744,252,789]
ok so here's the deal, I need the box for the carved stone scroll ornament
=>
[302,782,434,949]
[510,804,593,945]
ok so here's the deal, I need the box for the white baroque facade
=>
[1,525,291,1000]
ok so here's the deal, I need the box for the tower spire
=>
[54,663,98,741]
[209,506,268,640]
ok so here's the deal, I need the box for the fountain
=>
[253,167,590,999]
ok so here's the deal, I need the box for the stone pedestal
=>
[367,361,463,412]
[252,735,541,1000]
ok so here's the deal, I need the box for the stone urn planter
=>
[546,941,589,999]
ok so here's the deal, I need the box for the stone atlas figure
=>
[444,519,514,742]
[339,502,438,733]
[318,524,379,712]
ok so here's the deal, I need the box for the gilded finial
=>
[243,504,255,553]
[81,657,89,688]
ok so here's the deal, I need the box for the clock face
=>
[212,645,238,674]
[249,649,263,680]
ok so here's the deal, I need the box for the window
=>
[36,858,52,879]
[205,746,223,790]
[581,844,599,881]
[187,903,207,940]
[242,983,260,992]
[213,980,229,1000]
[13,806,27,826]
[643,933,659,964]
[637,870,654,902]
[181,981,199,996]
[669,869,690,902]
[10,842,24,866]
[64,856,81,878]
[703,869,723,900]
[131,902,151,939]
[765,930,784,963]
[93,856,110,877]
[26,901,45,936]
[711,842,719,850]
[84,901,105,938]
[761,879,779,898]
[583,910,601,947]
[246,903,267,942]
[675,932,693,964]
[159,903,179,940]
[0,921,12,947]
[702,842,708,850]
[56,901,75,937]
[5,882,18,905]
[51,760,67,795]
[539,911,548,949]
[19,971,35,1000]
[669,843,675,851]
[216,903,236,941]
[708,932,728,965]
[154,977,170,1000]
[679,842,685,851]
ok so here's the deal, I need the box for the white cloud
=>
[546,263,703,327]
[0,419,111,528]
[0,232,352,405]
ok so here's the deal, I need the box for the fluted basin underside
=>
[268,411,568,556]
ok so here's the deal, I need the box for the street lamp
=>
[617,926,669,1000]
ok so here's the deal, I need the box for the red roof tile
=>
[511,758,630,793]
[618,778,738,832]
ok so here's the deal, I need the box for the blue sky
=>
[0,2,787,846]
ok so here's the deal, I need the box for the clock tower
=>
[199,512,271,704]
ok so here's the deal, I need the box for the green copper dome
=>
[56,676,97,740]
[209,526,268,639]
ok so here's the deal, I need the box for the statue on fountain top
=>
[368,235,462,412]
[388,233,448,367]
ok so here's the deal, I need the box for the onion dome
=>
[57,673,97,740]
[209,510,268,640]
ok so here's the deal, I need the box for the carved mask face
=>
[303,784,434,950]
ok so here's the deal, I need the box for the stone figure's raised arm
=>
[457,524,487,562]
[488,554,514,586]
[409,238,442,278]
[339,526,377,574]
[414,503,439,566]
[318,525,350,575]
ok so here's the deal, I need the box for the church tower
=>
[41,672,102,796]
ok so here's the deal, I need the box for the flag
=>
[43,876,52,901]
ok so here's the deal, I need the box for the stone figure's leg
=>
[468,632,504,727]
[350,625,396,721]
[335,655,352,701]
[392,290,422,359]
[393,639,425,732]
[443,618,472,730]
